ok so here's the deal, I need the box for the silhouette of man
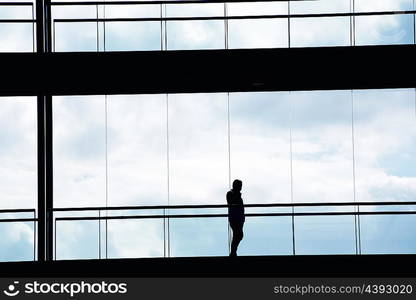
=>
[227,179,245,257]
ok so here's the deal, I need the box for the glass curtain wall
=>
[52,88,416,259]
[1,0,416,52]
[48,0,416,52]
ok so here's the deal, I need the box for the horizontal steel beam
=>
[52,10,416,22]
[0,218,38,223]
[0,2,33,6]
[51,0,312,6]
[55,211,416,222]
[0,208,36,213]
[1,45,415,96]
[52,200,416,212]
[0,19,35,23]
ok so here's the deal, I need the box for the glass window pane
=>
[361,215,416,254]
[55,220,99,260]
[105,4,159,18]
[0,23,34,52]
[168,93,228,205]
[108,219,164,258]
[355,14,414,45]
[355,0,413,12]
[0,5,33,19]
[52,5,96,19]
[0,222,35,262]
[290,0,350,14]
[53,96,106,208]
[54,22,98,52]
[353,89,416,203]
[52,5,99,52]
[238,217,293,255]
[166,3,223,17]
[291,17,350,47]
[295,216,357,254]
[165,3,224,50]
[229,92,291,204]
[0,97,36,262]
[170,217,228,257]
[167,20,224,50]
[229,19,288,49]
[291,90,354,204]
[105,21,161,51]
[107,95,167,206]
[0,97,37,210]
[227,2,287,16]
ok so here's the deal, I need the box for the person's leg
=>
[230,222,244,256]
[230,222,237,256]
[235,222,244,251]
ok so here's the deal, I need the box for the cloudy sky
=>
[1,0,416,261]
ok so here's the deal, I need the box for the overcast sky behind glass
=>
[0,0,416,261]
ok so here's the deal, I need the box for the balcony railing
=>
[2,0,416,52]
[52,201,416,260]
[2,201,416,262]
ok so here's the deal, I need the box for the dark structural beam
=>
[1,44,415,97]
[1,255,416,277]
[45,94,53,261]
[36,94,46,262]
[51,0,313,5]
[36,0,53,262]
[36,0,46,263]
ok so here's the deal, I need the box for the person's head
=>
[232,179,242,192]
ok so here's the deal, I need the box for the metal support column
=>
[37,96,46,262]
[45,94,53,261]
[36,0,53,262]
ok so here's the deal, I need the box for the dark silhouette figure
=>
[227,179,245,257]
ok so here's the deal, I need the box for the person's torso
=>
[227,190,245,222]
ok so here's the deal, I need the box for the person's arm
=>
[226,191,232,206]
